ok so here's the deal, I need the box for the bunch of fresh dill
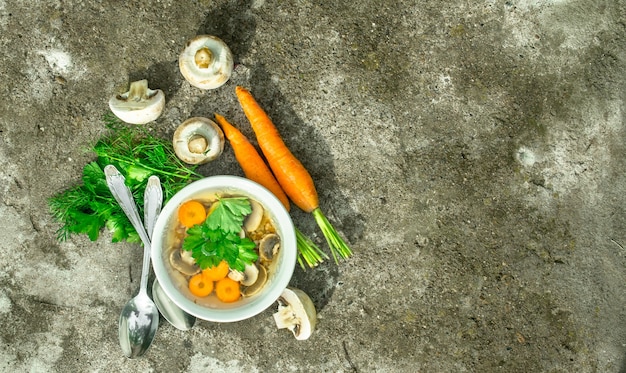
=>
[49,113,203,243]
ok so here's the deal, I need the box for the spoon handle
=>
[143,176,162,240]
[104,165,152,292]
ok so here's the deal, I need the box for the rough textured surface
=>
[1,0,625,371]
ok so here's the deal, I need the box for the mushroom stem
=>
[195,47,214,69]
[109,79,165,124]
[274,306,297,329]
[126,79,152,101]
[188,135,209,154]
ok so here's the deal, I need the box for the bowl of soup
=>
[151,175,297,322]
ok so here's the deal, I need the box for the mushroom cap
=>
[242,264,267,297]
[173,117,225,165]
[240,263,260,287]
[259,233,280,262]
[243,200,264,233]
[108,79,165,124]
[273,287,317,340]
[179,35,234,90]
[169,249,201,276]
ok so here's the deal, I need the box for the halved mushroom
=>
[235,263,260,287]
[108,79,165,124]
[169,248,200,276]
[259,233,280,262]
[179,35,234,90]
[173,117,224,165]
[242,265,267,297]
[243,200,264,233]
[273,287,317,340]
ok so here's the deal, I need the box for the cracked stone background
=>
[1,0,625,372]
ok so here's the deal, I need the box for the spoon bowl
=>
[152,278,196,331]
[118,292,159,357]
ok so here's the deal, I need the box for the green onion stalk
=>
[295,227,328,269]
[312,208,353,264]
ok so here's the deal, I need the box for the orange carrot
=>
[235,86,318,213]
[178,200,207,228]
[215,277,241,303]
[202,260,229,281]
[188,273,214,297]
[214,113,291,211]
[235,86,352,262]
[215,112,328,268]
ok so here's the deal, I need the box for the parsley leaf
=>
[205,197,252,233]
[182,197,259,272]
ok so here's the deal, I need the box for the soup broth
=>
[162,192,281,307]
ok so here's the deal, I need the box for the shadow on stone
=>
[186,0,364,312]
[128,60,184,102]
[195,0,257,62]
[244,65,365,311]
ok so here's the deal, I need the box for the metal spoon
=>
[143,175,162,242]
[142,175,196,331]
[105,165,159,359]
[152,278,196,331]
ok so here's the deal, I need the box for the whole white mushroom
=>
[172,117,224,165]
[108,79,165,124]
[179,35,234,90]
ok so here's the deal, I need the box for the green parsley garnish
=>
[204,197,252,233]
[48,113,202,243]
[182,197,259,272]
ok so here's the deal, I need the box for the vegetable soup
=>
[162,192,281,307]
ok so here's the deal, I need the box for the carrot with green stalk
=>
[214,113,328,268]
[234,86,352,263]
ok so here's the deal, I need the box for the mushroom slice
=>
[108,79,165,124]
[180,249,196,266]
[273,287,317,340]
[243,200,264,233]
[179,35,234,90]
[173,117,224,165]
[227,268,245,283]
[242,265,267,297]
[169,249,200,276]
[240,263,260,287]
[258,233,280,262]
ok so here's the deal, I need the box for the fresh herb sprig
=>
[182,197,259,272]
[49,113,203,243]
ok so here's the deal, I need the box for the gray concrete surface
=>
[1,0,625,371]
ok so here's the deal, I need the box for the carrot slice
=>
[215,277,241,303]
[202,260,230,281]
[188,273,214,297]
[178,200,207,228]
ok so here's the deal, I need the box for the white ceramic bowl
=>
[151,175,297,322]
